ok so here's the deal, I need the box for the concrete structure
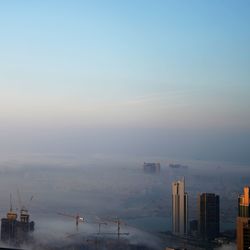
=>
[237,186,250,250]
[172,178,188,235]
[198,193,220,240]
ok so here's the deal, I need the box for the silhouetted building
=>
[1,207,34,245]
[143,162,160,173]
[198,193,220,240]
[169,164,188,169]
[172,178,188,235]
[237,186,250,250]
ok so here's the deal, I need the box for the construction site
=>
[0,193,158,250]
[0,193,35,247]
[0,209,159,250]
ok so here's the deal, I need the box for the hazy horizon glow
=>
[0,1,249,162]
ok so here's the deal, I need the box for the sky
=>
[0,1,249,162]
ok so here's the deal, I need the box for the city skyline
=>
[0,1,249,249]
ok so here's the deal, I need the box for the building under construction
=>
[1,203,34,245]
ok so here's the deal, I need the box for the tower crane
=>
[57,212,84,231]
[104,217,129,239]
[16,189,34,223]
[94,216,107,234]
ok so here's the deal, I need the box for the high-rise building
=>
[198,193,220,240]
[172,178,188,235]
[237,217,250,250]
[238,186,250,217]
[237,186,250,250]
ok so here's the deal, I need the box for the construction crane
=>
[7,193,18,221]
[97,222,107,235]
[94,216,107,234]
[16,189,34,223]
[104,217,129,239]
[57,212,84,231]
[58,213,107,235]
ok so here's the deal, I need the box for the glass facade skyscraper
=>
[198,193,220,240]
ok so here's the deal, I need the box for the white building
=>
[172,178,188,235]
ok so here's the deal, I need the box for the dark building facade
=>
[1,208,34,245]
[198,193,220,240]
[189,219,198,235]
[237,187,250,250]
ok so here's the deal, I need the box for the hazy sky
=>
[0,1,249,161]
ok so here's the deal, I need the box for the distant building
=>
[198,193,220,240]
[169,164,188,169]
[237,186,250,250]
[172,178,188,235]
[143,162,160,173]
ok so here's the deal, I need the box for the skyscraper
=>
[237,186,250,250]
[237,217,250,250]
[172,178,188,235]
[238,187,250,217]
[198,193,220,240]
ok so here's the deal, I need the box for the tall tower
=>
[238,187,250,217]
[237,186,250,250]
[172,178,188,235]
[198,193,220,240]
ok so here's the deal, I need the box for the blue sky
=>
[0,1,249,161]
